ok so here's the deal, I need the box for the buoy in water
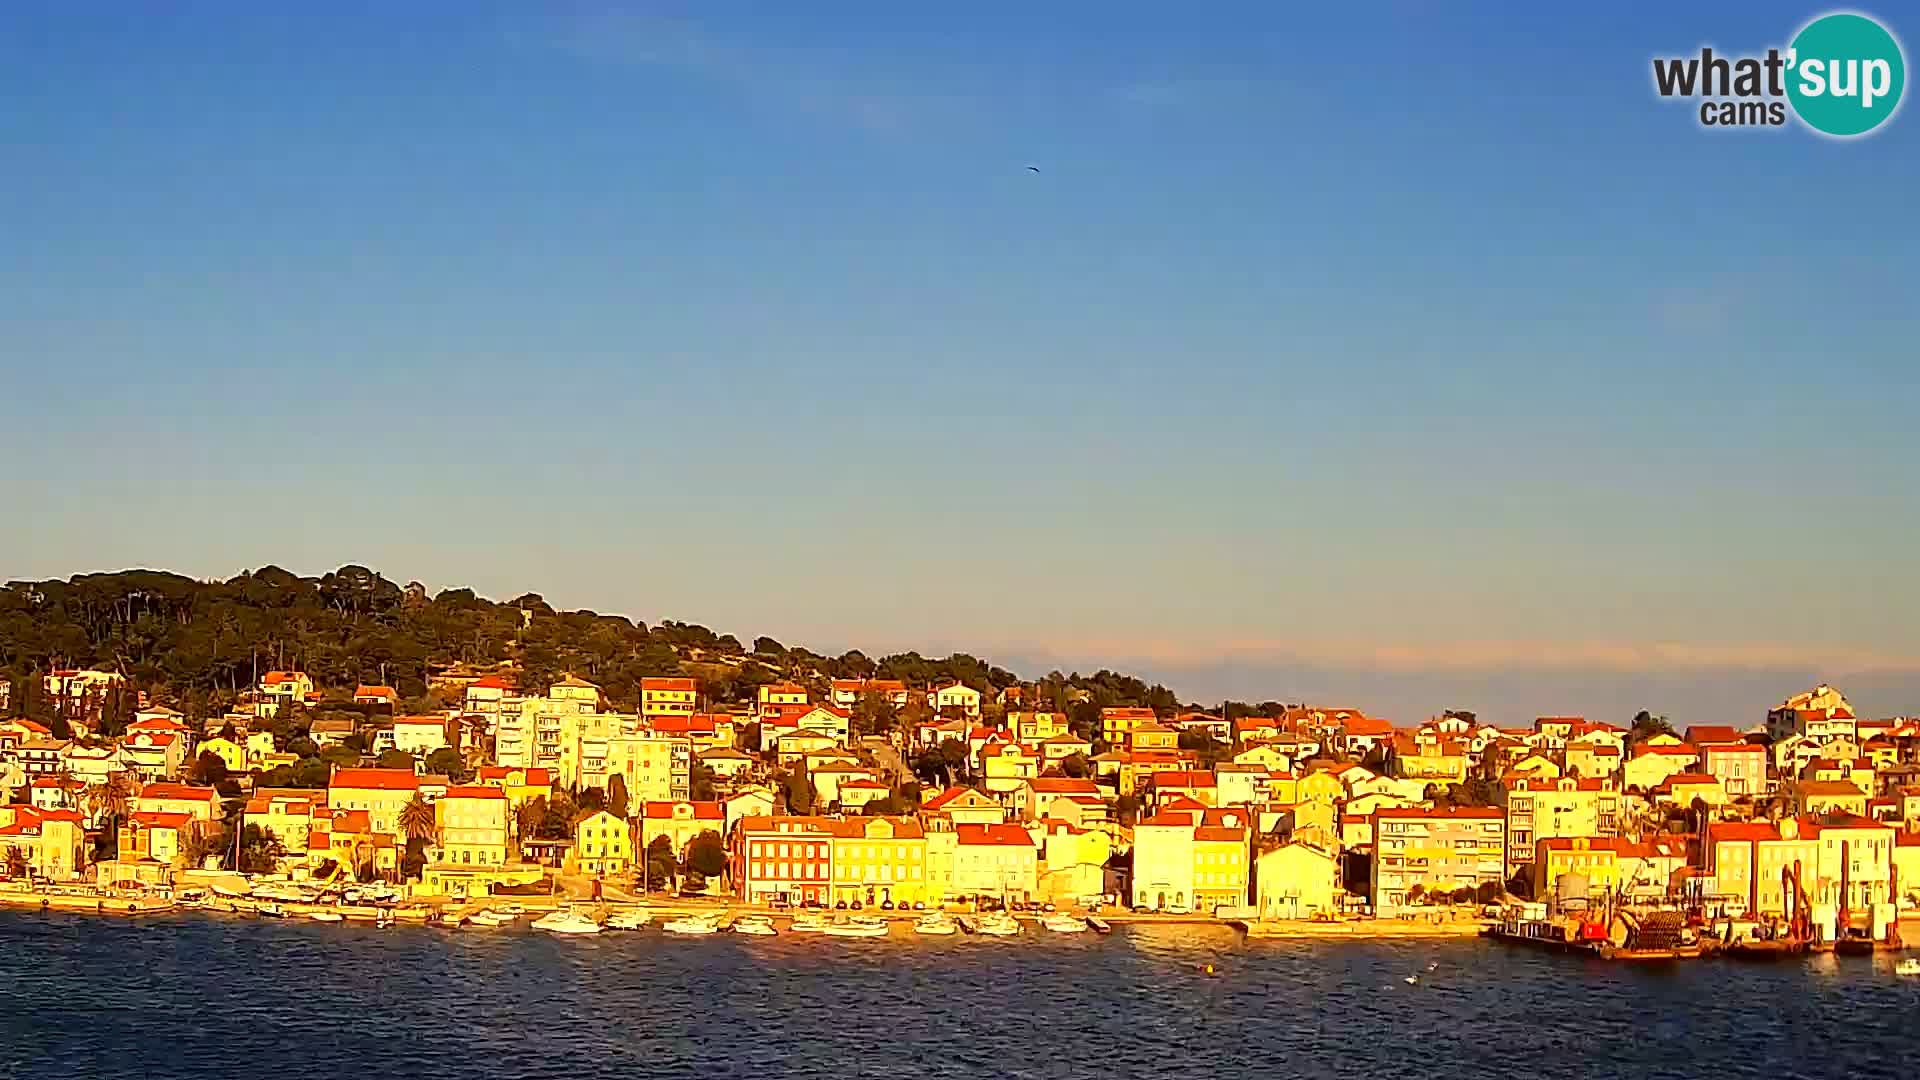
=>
[1203,964,1216,976]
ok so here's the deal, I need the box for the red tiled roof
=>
[955,823,1033,848]
[920,787,987,812]
[441,785,506,801]
[840,779,889,791]
[1194,826,1246,842]
[328,768,420,792]
[136,783,216,802]
[469,674,517,690]
[1152,770,1217,788]
[1794,813,1891,836]
[647,715,717,735]
[353,685,397,698]
[392,715,447,727]
[1341,716,1394,736]
[1028,777,1100,795]
[1684,725,1745,745]
[1796,780,1866,796]
[129,811,193,829]
[642,800,723,820]
[641,677,697,692]
[476,766,551,786]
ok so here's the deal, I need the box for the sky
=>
[3,3,1916,725]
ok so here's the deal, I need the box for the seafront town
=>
[3,662,1919,949]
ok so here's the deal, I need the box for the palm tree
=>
[397,794,438,881]
[514,800,544,846]
[4,845,28,880]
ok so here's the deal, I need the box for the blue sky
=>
[3,3,1916,724]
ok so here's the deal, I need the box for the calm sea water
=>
[3,910,1916,1080]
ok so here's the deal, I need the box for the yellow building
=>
[981,742,1040,798]
[1128,721,1178,753]
[244,730,278,768]
[131,782,221,822]
[476,766,553,810]
[639,800,725,858]
[569,809,633,877]
[641,677,699,720]
[1621,746,1698,792]
[757,682,810,719]
[829,816,928,907]
[195,737,247,774]
[1371,806,1506,913]
[1531,836,1625,900]
[1796,780,1869,817]
[1101,707,1156,746]
[953,823,1038,902]
[0,807,86,880]
[1253,842,1339,919]
[1131,805,1250,913]
[1296,770,1345,806]
[1502,776,1621,871]
[1391,737,1470,784]
[120,810,192,869]
[435,786,512,867]
[1033,819,1112,905]
[1011,711,1070,744]
[1653,773,1727,808]
[243,793,318,859]
[600,732,692,802]
[326,768,421,836]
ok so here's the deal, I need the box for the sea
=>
[2,910,1916,1079]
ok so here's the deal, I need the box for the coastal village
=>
[4,653,1919,948]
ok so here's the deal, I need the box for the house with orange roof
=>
[980,741,1040,798]
[119,810,196,869]
[1127,720,1179,753]
[1621,744,1699,793]
[1371,806,1505,913]
[1011,711,1070,744]
[828,815,929,907]
[326,767,420,836]
[1564,741,1622,781]
[1032,817,1112,905]
[1170,713,1232,742]
[258,670,316,714]
[1130,805,1250,913]
[699,746,754,782]
[132,782,220,822]
[756,682,810,719]
[117,727,186,782]
[731,815,836,905]
[352,684,398,709]
[1892,831,1920,903]
[1389,735,1469,784]
[474,765,553,809]
[1101,707,1157,746]
[1794,779,1869,817]
[1766,683,1858,743]
[1233,715,1280,744]
[1036,732,1092,766]
[566,809,633,878]
[1501,775,1621,872]
[1150,770,1217,808]
[927,681,983,719]
[921,785,1006,827]
[1651,772,1726,808]
[953,822,1037,902]
[307,807,398,876]
[1795,813,1895,927]
[0,806,86,880]
[640,677,698,720]
[1018,776,1104,823]
[244,793,317,861]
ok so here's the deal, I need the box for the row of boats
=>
[521,906,1114,938]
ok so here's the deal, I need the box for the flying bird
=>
[1026,166,1040,173]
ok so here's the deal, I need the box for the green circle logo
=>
[1787,13,1906,137]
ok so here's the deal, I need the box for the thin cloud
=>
[1007,636,1920,675]
[515,13,951,133]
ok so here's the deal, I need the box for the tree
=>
[1630,710,1676,744]
[1178,730,1231,769]
[398,794,438,852]
[645,835,676,890]
[1060,753,1091,779]
[424,747,468,783]
[376,749,416,771]
[684,830,726,878]
[606,774,630,821]
[537,792,577,839]
[189,751,229,787]
[1474,880,1503,905]
[1449,886,1474,905]
[738,722,762,753]
[781,771,814,815]
[689,762,716,802]
[937,738,970,781]
[514,799,544,843]
[1406,884,1427,906]
[239,824,283,874]
[576,787,607,814]
[852,694,899,739]
[180,820,224,869]
[1115,794,1141,827]
[3,845,27,879]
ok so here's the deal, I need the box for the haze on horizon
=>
[3,3,1916,726]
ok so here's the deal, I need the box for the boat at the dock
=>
[1085,916,1112,935]
[913,913,958,936]
[308,910,344,923]
[256,903,286,919]
[662,914,720,936]
[823,916,888,938]
[974,913,1021,937]
[789,914,829,933]
[732,914,776,936]
[606,908,652,931]
[1041,914,1087,934]
[531,908,603,935]
[1896,958,1920,976]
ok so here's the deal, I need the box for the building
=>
[243,792,319,862]
[1019,776,1104,823]
[1652,773,1727,808]
[474,766,553,810]
[830,678,911,711]
[1767,683,1857,743]
[1130,805,1250,913]
[1010,711,1070,744]
[733,816,835,905]
[325,768,420,836]
[1253,842,1339,919]
[119,810,194,870]
[1101,707,1157,746]
[352,685,399,709]
[921,786,1006,827]
[1701,741,1769,798]
[1621,745,1700,793]
[639,800,724,859]
[258,671,316,709]
[0,806,86,880]
[195,737,247,775]
[828,816,928,907]
[757,683,810,719]
[132,782,220,822]
[1033,819,1111,905]
[699,747,754,781]
[568,809,633,877]
[641,677,699,720]
[434,785,512,867]
[927,682,983,719]
[1128,721,1179,753]
[1371,806,1506,914]
[953,822,1037,902]
[980,743,1040,799]
[391,715,451,756]
[1796,780,1870,817]
[1502,776,1620,870]
[1797,813,1896,923]
[1150,770,1218,808]
[1531,836,1628,901]
[599,732,692,802]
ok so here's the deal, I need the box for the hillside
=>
[0,565,1187,720]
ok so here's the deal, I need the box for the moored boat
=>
[1895,958,1920,976]
[913,913,958,936]
[606,908,652,931]
[732,914,777,936]
[1085,916,1112,935]
[308,910,345,923]
[823,916,888,938]
[532,908,603,935]
[1042,914,1088,934]
[789,914,830,933]
[256,902,286,918]
[662,914,720,935]
[974,913,1021,937]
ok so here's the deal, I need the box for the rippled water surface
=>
[4,910,1917,1079]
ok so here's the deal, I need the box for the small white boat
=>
[974,913,1021,937]
[1042,914,1088,933]
[823,917,888,938]
[662,915,720,936]
[463,909,517,928]
[374,912,395,929]
[606,908,652,931]
[789,914,830,933]
[532,908,603,935]
[256,902,286,918]
[732,915,777,936]
[499,903,526,915]
[913,913,958,936]
[1896,958,1920,977]
[308,911,345,923]
[1086,916,1112,935]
